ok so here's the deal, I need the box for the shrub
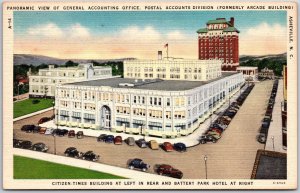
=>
[32,99,40,104]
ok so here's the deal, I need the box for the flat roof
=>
[251,150,287,179]
[65,72,239,91]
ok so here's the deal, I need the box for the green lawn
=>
[14,155,125,179]
[13,98,54,118]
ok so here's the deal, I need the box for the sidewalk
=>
[265,79,286,153]
[13,107,54,122]
[41,86,248,147]
[13,93,29,102]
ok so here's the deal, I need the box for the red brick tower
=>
[197,17,240,71]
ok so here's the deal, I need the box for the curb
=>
[13,107,53,122]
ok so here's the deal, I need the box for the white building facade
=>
[124,58,222,81]
[236,66,258,82]
[29,63,112,98]
[55,72,244,138]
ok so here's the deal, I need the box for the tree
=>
[65,60,78,67]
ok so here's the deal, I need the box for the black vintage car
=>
[199,135,218,144]
[21,125,35,133]
[32,143,49,152]
[13,139,22,148]
[64,147,82,158]
[33,126,41,133]
[128,158,150,172]
[136,139,147,148]
[82,151,99,162]
[54,129,69,137]
[173,143,187,152]
[20,140,32,149]
[97,134,107,142]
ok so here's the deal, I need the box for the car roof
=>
[175,142,185,146]
[85,151,93,154]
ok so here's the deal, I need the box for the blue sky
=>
[14,11,287,59]
[14,11,286,37]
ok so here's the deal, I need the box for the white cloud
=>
[240,22,287,55]
[167,30,186,40]
[27,23,63,38]
[119,26,161,41]
[68,23,90,38]
[27,23,90,39]
[244,22,286,38]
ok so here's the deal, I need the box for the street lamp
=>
[204,155,208,179]
[52,101,57,155]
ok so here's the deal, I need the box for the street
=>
[13,80,273,179]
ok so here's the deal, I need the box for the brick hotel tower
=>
[197,17,240,71]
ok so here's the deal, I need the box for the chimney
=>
[230,17,234,27]
[158,51,162,60]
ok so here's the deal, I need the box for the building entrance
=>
[100,105,111,130]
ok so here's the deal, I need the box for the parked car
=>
[45,128,55,135]
[33,126,41,133]
[13,139,21,148]
[173,143,187,152]
[125,137,135,146]
[32,143,48,152]
[156,164,183,179]
[162,142,174,152]
[97,134,107,142]
[105,135,114,143]
[77,131,84,139]
[209,128,223,134]
[136,138,147,148]
[128,158,150,172]
[20,140,32,149]
[206,130,221,139]
[50,114,55,120]
[82,151,99,162]
[64,147,82,158]
[39,127,47,134]
[21,125,35,133]
[68,130,75,138]
[54,129,68,136]
[199,135,218,144]
[149,140,159,150]
[257,133,266,144]
[114,136,123,145]
[38,117,51,125]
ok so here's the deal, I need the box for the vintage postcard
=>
[2,1,298,190]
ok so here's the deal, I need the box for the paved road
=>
[13,81,273,179]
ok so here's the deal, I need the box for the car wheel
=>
[142,168,147,172]
[200,140,206,144]
[65,153,69,156]
[33,147,36,151]
[129,166,134,170]
[159,172,163,175]
[83,157,85,160]
[212,139,217,143]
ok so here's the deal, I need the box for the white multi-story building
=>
[124,58,222,81]
[236,66,258,82]
[28,63,112,98]
[55,62,244,138]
